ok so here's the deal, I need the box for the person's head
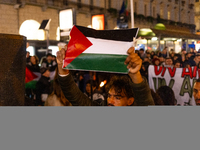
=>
[173,55,178,61]
[106,75,134,106]
[146,52,151,58]
[151,55,157,59]
[30,55,39,65]
[194,54,200,65]
[170,53,175,58]
[152,58,160,66]
[162,47,167,54]
[185,63,191,68]
[186,53,192,59]
[151,51,155,56]
[156,86,177,105]
[190,48,194,53]
[174,60,181,68]
[139,49,144,55]
[181,49,187,55]
[159,56,165,63]
[165,57,173,66]
[52,55,56,61]
[46,53,53,63]
[85,80,98,95]
[193,79,200,105]
[26,51,30,58]
[40,67,50,77]
[143,57,150,63]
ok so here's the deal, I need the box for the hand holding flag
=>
[56,48,69,76]
[125,47,143,84]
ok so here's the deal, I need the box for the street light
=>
[39,19,51,54]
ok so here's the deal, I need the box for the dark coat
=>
[35,76,52,105]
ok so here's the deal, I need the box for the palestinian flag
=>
[63,25,139,74]
[25,67,38,83]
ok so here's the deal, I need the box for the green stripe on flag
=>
[64,53,128,73]
[25,81,38,89]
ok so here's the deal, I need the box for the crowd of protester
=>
[138,47,200,80]
[25,46,200,106]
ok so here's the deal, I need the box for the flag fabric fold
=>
[63,25,139,74]
[25,67,38,83]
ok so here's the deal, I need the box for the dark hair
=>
[156,86,176,105]
[105,75,134,99]
[152,58,160,65]
[151,89,164,105]
[174,60,180,65]
[139,48,144,51]
[86,80,98,88]
[31,55,39,64]
[165,57,172,60]
[195,78,200,83]
[46,53,52,57]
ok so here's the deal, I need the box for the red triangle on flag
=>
[25,67,38,83]
[63,26,93,68]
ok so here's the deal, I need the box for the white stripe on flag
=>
[84,37,133,55]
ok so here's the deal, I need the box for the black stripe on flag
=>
[75,25,139,42]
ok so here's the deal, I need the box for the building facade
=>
[0,0,196,56]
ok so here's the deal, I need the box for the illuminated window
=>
[56,27,60,41]
[168,11,170,20]
[19,20,45,40]
[27,46,35,56]
[59,9,73,30]
[92,14,105,30]
[48,46,59,56]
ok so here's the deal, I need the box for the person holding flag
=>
[56,47,154,106]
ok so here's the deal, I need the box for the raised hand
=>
[56,48,69,75]
[124,47,143,84]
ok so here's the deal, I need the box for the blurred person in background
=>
[26,51,31,63]
[163,57,173,67]
[174,60,181,68]
[156,86,177,106]
[45,68,72,106]
[26,55,40,72]
[161,47,168,58]
[26,55,40,100]
[188,53,200,67]
[35,67,52,106]
[152,58,160,66]
[41,53,57,71]
[139,48,146,60]
[150,89,164,105]
[84,79,105,106]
